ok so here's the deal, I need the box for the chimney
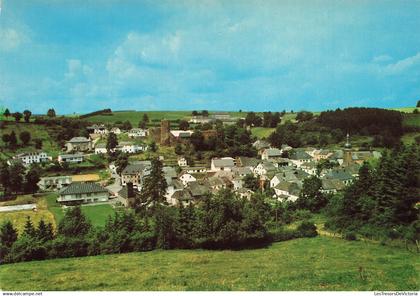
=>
[127,182,134,198]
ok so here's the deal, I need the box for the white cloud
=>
[0,28,27,51]
[372,54,392,63]
[383,52,420,75]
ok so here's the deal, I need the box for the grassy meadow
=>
[0,194,57,234]
[0,193,115,234]
[0,122,61,160]
[0,236,417,291]
[251,127,275,139]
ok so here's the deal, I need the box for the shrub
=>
[343,231,357,241]
[297,221,318,237]
[269,228,298,242]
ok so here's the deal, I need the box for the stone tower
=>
[160,120,171,146]
[343,133,353,166]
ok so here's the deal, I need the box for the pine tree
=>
[37,219,54,241]
[106,132,118,155]
[0,221,18,247]
[24,165,41,193]
[136,158,168,212]
[23,216,36,238]
[9,162,25,194]
[58,206,91,237]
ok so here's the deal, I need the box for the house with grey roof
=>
[252,140,270,152]
[289,150,313,167]
[58,153,84,163]
[211,157,235,172]
[236,156,260,170]
[261,148,282,160]
[300,161,318,175]
[324,169,354,185]
[65,137,92,152]
[58,182,109,205]
[254,161,277,177]
[187,181,210,199]
[121,162,152,188]
[273,181,301,202]
[38,175,72,191]
[321,179,346,194]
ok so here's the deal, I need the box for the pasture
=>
[0,236,417,291]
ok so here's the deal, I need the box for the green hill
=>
[0,237,417,291]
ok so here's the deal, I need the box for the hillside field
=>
[81,111,245,126]
[0,236,418,291]
[0,194,115,233]
[0,122,61,160]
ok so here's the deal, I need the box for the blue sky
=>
[0,0,419,114]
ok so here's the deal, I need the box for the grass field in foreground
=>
[0,236,417,291]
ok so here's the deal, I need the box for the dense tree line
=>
[268,121,344,148]
[0,162,41,197]
[317,107,403,139]
[244,111,282,128]
[190,125,257,157]
[326,144,419,243]
[79,108,112,119]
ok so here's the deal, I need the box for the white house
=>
[58,154,84,163]
[289,150,313,167]
[58,182,109,205]
[179,173,197,186]
[300,161,318,175]
[184,167,207,174]
[189,116,213,124]
[178,157,188,167]
[232,177,243,190]
[211,157,235,172]
[261,148,282,160]
[128,128,148,138]
[254,161,277,177]
[110,127,122,135]
[94,144,107,154]
[273,181,301,202]
[66,137,92,152]
[38,175,72,190]
[11,152,51,166]
[119,143,147,154]
[87,124,108,135]
[170,130,194,139]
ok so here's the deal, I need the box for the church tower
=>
[343,133,353,166]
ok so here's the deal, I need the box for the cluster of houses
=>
[6,118,381,209]
[110,136,380,206]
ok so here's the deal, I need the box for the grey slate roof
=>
[212,158,235,168]
[59,182,108,195]
[172,189,193,201]
[68,137,90,143]
[274,181,301,196]
[325,169,353,181]
[289,150,312,160]
[122,163,150,175]
[263,148,282,157]
[252,140,270,150]
[322,179,346,191]
[237,157,260,168]
[188,181,210,197]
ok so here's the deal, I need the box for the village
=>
[3,112,382,212]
